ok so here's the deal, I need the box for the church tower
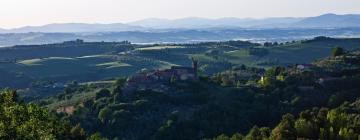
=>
[192,58,198,77]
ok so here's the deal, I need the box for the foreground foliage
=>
[215,99,360,140]
[0,89,89,140]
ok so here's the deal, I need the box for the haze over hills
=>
[1,13,360,33]
[293,13,360,28]
[130,13,360,29]
[2,23,144,33]
[1,13,360,47]
[129,17,305,29]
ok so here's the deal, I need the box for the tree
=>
[294,118,317,139]
[0,89,87,140]
[88,133,108,140]
[264,42,273,47]
[271,114,297,140]
[331,47,344,57]
[170,75,177,84]
[327,109,347,135]
[259,66,286,88]
[245,126,263,140]
[230,133,244,140]
[214,134,230,140]
[70,124,86,140]
[98,107,112,123]
[273,42,279,46]
[95,89,111,100]
[114,78,126,87]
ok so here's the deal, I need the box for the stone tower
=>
[192,58,198,77]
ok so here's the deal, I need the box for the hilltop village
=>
[123,59,198,93]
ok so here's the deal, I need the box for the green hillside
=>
[35,50,360,140]
[1,38,360,140]
[222,37,360,67]
[1,37,360,93]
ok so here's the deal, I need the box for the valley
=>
[1,37,360,90]
[1,36,360,139]
[2,1,360,139]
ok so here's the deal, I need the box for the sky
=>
[0,0,360,29]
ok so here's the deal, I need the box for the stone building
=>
[123,59,198,93]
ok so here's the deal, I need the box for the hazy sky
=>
[0,0,360,29]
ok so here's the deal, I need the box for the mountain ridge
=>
[129,16,305,29]
[0,23,145,33]
[1,13,360,33]
[293,13,360,28]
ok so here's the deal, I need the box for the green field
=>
[1,37,360,89]
[135,45,185,51]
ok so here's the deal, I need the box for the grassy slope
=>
[45,89,100,110]
[0,53,178,88]
[222,38,360,67]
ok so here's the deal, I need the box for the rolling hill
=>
[1,13,360,34]
[129,13,360,29]
[1,28,360,47]
[0,28,6,33]
[1,37,360,90]
[36,49,360,140]
[6,23,144,33]
[293,13,360,28]
[129,17,304,29]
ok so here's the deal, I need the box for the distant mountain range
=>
[0,28,6,32]
[129,17,305,29]
[292,14,360,28]
[0,13,360,33]
[131,14,360,29]
[1,23,144,33]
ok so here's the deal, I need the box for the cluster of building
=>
[123,59,198,93]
